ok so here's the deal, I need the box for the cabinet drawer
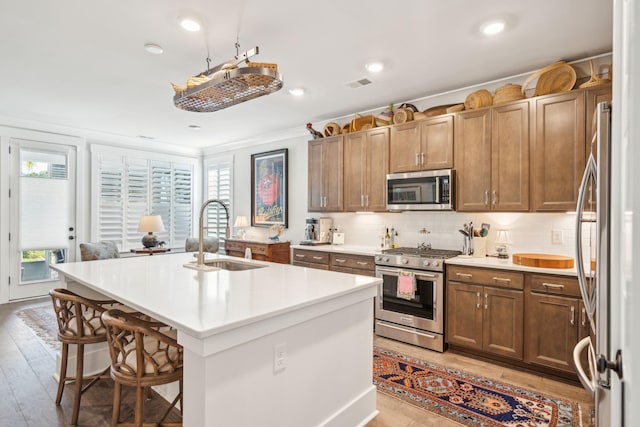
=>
[330,254,375,272]
[292,249,329,265]
[247,244,267,255]
[225,241,244,252]
[447,265,523,290]
[527,274,580,297]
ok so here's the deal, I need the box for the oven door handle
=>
[376,321,438,340]
[376,267,400,277]
[416,273,437,279]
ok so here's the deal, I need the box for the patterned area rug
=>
[373,347,581,427]
[16,305,60,351]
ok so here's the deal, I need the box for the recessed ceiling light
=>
[365,62,384,73]
[481,20,505,35]
[289,88,305,97]
[188,124,201,130]
[144,43,164,55]
[179,17,201,32]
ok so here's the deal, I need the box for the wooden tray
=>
[512,253,574,269]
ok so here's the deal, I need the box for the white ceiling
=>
[0,0,612,150]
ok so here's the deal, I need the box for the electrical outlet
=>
[552,229,564,245]
[274,343,287,373]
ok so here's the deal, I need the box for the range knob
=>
[401,257,409,265]
[422,260,431,267]
[431,261,440,267]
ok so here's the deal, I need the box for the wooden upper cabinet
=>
[455,109,492,211]
[531,90,586,211]
[308,136,343,212]
[344,128,389,212]
[389,115,454,173]
[585,84,612,161]
[491,101,530,211]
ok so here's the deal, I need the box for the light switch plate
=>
[552,229,563,244]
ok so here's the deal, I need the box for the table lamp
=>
[138,215,165,248]
[234,215,249,240]
[494,229,512,259]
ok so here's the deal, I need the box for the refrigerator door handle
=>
[573,336,597,398]
[575,153,598,332]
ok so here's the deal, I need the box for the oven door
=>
[375,266,444,334]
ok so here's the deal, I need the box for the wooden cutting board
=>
[512,253,575,269]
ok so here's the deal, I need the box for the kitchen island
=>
[52,252,380,427]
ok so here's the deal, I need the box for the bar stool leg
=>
[135,384,144,427]
[111,382,121,427]
[55,342,69,405]
[71,344,85,425]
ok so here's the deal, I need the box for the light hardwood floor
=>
[1,297,593,426]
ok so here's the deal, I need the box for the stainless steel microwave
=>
[386,169,454,211]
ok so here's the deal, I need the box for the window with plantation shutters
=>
[205,158,233,246]
[92,147,195,252]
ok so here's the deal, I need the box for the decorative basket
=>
[579,60,611,89]
[522,61,576,97]
[350,115,376,132]
[423,104,457,117]
[493,84,526,105]
[445,104,465,113]
[341,122,351,134]
[393,108,414,124]
[464,89,493,110]
[323,122,341,137]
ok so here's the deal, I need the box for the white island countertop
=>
[52,252,379,339]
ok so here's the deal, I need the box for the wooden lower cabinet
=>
[291,248,375,276]
[447,280,523,360]
[291,249,330,270]
[224,239,290,264]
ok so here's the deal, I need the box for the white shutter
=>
[125,158,149,250]
[172,164,193,246]
[97,156,125,248]
[206,160,232,242]
[151,161,172,245]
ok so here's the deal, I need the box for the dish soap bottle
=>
[384,228,390,249]
[390,226,396,248]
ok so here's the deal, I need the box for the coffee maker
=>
[302,217,333,245]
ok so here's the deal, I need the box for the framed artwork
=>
[251,148,288,228]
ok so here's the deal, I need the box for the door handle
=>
[415,153,419,166]
[492,190,497,206]
[581,307,587,327]
[476,292,480,309]
[421,152,425,167]
[456,272,472,278]
[484,293,488,310]
[484,190,489,206]
[570,306,575,326]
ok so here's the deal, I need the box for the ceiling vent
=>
[346,78,373,89]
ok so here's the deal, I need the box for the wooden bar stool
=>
[101,309,183,427]
[49,288,121,425]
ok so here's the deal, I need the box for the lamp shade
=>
[234,215,249,227]
[137,215,165,233]
[495,229,512,245]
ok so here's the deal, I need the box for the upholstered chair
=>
[101,309,183,427]
[49,288,122,425]
[79,241,120,261]
[184,237,219,253]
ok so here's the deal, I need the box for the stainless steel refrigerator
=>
[574,101,623,425]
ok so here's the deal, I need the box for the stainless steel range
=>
[374,247,461,352]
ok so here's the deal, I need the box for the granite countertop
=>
[445,255,578,277]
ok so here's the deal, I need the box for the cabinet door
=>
[524,292,579,372]
[455,109,492,211]
[585,84,612,161]
[365,128,389,211]
[308,140,326,211]
[421,115,454,170]
[344,133,366,211]
[531,91,585,211]
[483,287,524,360]
[324,137,344,211]
[389,121,421,173]
[491,101,530,211]
[447,282,483,351]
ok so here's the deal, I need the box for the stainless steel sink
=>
[183,259,267,271]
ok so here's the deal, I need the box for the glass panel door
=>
[9,139,76,300]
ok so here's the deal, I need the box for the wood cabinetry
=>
[456,101,530,212]
[224,239,290,264]
[389,115,454,173]
[585,84,613,161]
[530,91,586,211]
[344,128,389,212]
[308,136,343,212]
[447,266,524,360]
[291,248,375,277]
[524,273,585,372]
